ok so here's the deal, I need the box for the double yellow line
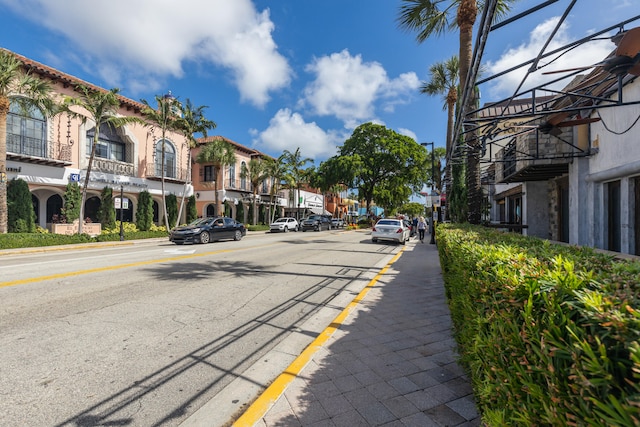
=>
[0,248,238,289]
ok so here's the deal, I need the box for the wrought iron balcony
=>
[145,163,189,182]
[494,126,587,183]
[7,134,72,165]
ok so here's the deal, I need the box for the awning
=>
[309,207,331,215]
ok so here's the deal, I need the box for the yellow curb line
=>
[232,247,406,426]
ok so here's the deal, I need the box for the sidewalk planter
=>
[437,223,640,426]
[49,220,102,237]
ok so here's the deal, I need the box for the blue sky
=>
[0,0,635,165]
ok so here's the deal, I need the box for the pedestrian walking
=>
[417,216,427,243]
[411,216,418,238]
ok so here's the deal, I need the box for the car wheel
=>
[199,232,210,244]
[372,238,378,243]
[400,238,406,245]
[295,225,299,232]
[284,226,289,233]
[234,230,243,241]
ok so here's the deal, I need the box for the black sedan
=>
[301,214,332,231]
[169,217,246,244]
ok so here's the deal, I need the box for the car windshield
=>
[307,215,321,220]
[377,219,401,226]
[188,217,211,226]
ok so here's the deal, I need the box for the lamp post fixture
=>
[421,142,437,244]
[119,185,124,241]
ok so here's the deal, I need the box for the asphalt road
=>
[0,228,400,427]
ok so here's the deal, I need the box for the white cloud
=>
[2,0,291,107]
[300,49,420,127]
[252,108,345,160]
[397,128,417,142]
[484,17,614,99]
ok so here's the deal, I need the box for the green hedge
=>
[0,223,169,250]
[437,224,640,426]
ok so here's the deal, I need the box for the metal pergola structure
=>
[450,0,640,182]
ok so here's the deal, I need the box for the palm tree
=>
[421,55,459,202]
[195,138,236,218]
[263,154,288,223]
[0,50,56,233]
[174,99,216,227]
[397,0,515,224]
[61,85,143,234]
[283,148,313,220]
[141,93,183,232]
[240,157,268,225]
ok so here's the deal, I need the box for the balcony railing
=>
[502,141,516,178]
[92,158,135,176]
[495,127,578,183]
[7,134,72,163]
[146,163,189,181]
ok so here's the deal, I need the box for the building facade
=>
[482,66,640,255]
[5,50,191,230]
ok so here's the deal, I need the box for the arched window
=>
[229,162,236,188]
[86,123,127,162]
[46,194,63,223]
[85,196,101,223]
[155,139,176,178]
[7,99,46,157]
[240,161,247,190]
[261,179,268,194]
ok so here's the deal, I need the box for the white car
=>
[269,217,299,233]
[371,218,410,245]
[331,217,344,228]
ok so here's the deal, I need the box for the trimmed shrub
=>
[7,178,35,233]
[97,187,116,229]
[166,193,178,229]
[186,195,197,224]
[136,190,153,231]
[437,224,640,426]
[62,182,81,223]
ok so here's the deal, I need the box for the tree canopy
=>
[322,122,428,214]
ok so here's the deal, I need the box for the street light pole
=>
[119,185,124,241]
[421,142,437,244]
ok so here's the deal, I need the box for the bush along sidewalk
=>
[0,222,169,250]
[436,224,640,426]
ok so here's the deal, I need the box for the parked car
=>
[371,218,410,245]
[169,217,246,244]
[269,217,299,233]
[301,215,332,231]
[331,217,345,228]
[403,219,414,237]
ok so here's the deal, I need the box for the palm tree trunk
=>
[0,97,10,234]
[175,150,191,228]
[78,129,101,234]
[458,0,481,224]
[160,136,169,232]
[444,90,456,221]
[252,189,258,225]
[214,165,220,217]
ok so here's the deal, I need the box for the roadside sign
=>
[70,173,80,182]
[114,197,129,209]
